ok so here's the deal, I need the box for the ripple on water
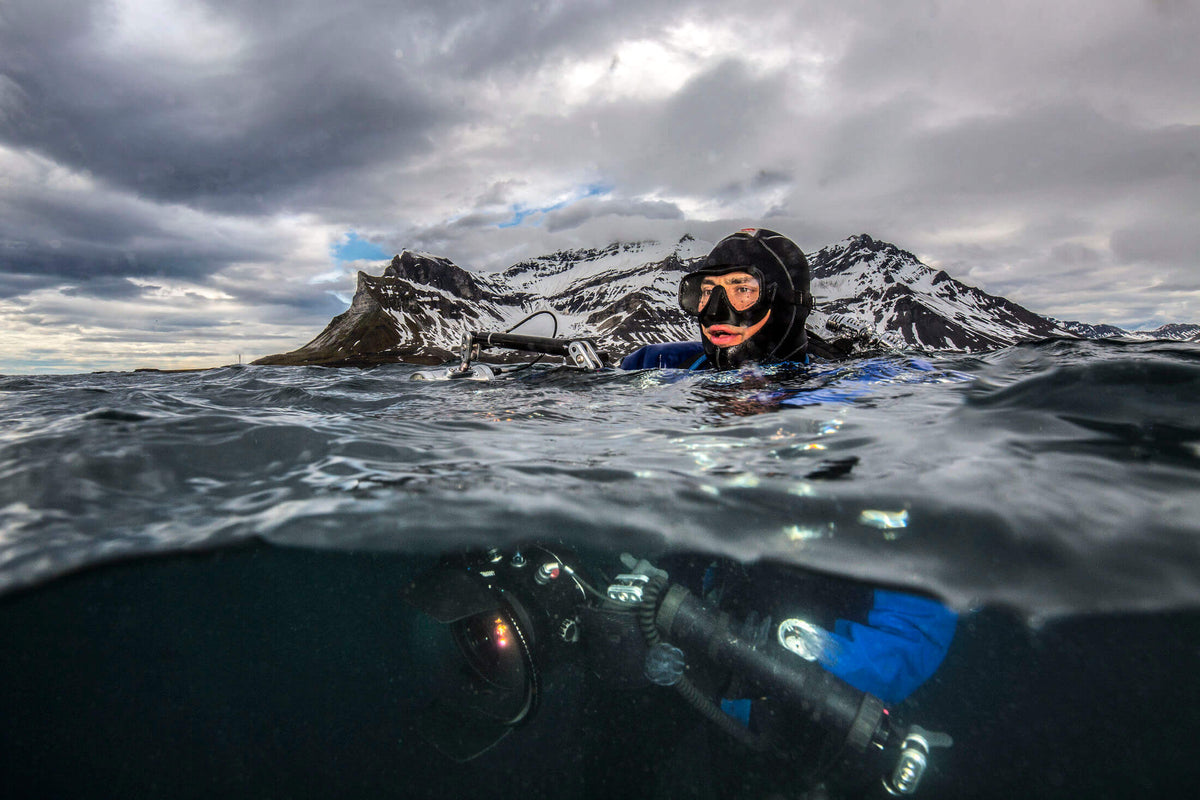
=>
[0,345,1198,614]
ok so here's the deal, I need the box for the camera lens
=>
[455,611,527,690]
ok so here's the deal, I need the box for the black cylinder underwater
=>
[655,585,889,754]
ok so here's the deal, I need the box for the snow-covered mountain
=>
[1129,323,1200,341]
[254,237,706,366]
[805,235,1067,351]
[253,234,1189,367]
[1051,320,1200,341]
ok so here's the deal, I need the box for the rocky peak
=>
[810,235,926,282]
[1141,323,1200,340]
[386,251,492,302]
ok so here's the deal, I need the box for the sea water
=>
[1,339,1198,798]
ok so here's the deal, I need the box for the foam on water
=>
[2,338,1198,616]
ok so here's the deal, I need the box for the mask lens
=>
[679,273,705,315]
[700,274,760,312]
[679,268,766,316]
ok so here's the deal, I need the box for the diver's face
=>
[699,272,771,348]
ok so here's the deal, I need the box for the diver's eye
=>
[729,283,760,311]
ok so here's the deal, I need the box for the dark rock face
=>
[384,252,498,303]
[252,273,416,367]
[254,234,1189,367]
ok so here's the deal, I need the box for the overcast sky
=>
[2,0,1197,372]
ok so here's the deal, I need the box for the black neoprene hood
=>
[698,228,811,306]
[679,228,814,368]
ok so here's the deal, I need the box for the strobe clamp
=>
[606,574,651,605]
[883,725,953,796]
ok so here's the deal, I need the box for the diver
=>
[404,229,958,795]
[614,228,958,795]
[428,228,841,381]
[621,227,819,371]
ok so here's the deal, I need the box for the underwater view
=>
[2,338,1199,798]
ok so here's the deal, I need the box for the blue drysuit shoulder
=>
[620,342,707,370]
[823,589,957,704]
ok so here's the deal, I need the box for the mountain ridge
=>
[253,234,1198,367]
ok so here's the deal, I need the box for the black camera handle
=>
[640,580,887,753]
[456,330,606,374]
[632,576,951,796]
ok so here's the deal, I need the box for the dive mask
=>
[679,266,782,321]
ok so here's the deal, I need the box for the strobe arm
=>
[458,330,606,372]
[654,584,890,755]
[647,582,952,795]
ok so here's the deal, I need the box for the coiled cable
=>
[638,577,766,751]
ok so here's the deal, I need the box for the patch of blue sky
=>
[498,183,612,228]
[332,231,388,261]
[310,231,389,285]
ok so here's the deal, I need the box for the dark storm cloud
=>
[2,0,1198,371]
[475,180,525,207]
[366,0,722,79]
[230,279,354,318]
[829,1,1200,110]
[657,59,792,186]
[0,271,51,299]
[0,0,717,298]
[400,209,517,257]
[11,272,347,349]
[0,1,455,213]
[59,278,152,300]
[507,56,801,209]
[780,88,1199,298]
[0,0,714,215]
[1048,242,1103,266]
[715,170,793,203]
[0,162,275,295]
[0,243,246,299]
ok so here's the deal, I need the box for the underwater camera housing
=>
[402,545,952,794]
[400,545,632,760]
